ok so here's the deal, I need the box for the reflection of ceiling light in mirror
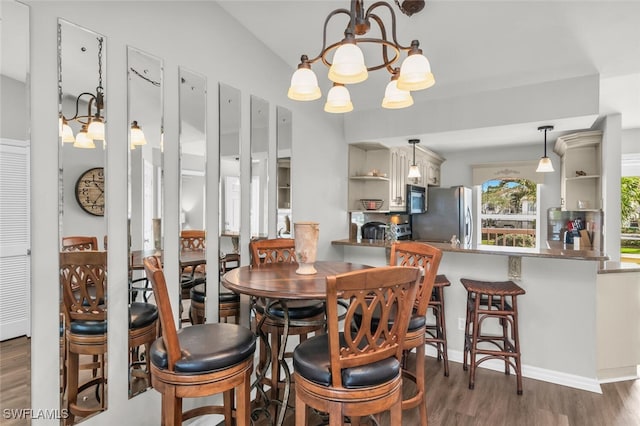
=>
[130,121,147,146]
[87,116,105,141]
[59,117,74,143]
[73,125,96,149]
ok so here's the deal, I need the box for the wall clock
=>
[75,167,105,216]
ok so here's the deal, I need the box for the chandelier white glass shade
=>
[73,125,96,149]
[536,125,555,173]
[288,59,322,101]
[407,138,421,178]
[325,84,354,113]
[287,0,433,112]
[60,36,105,148]
[130,121,147,146]
[382,70,414,109]
[397,41,435,91]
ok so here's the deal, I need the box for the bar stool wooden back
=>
[389,241,442,426]
[461,278,526,394]
[144,256,256,425]
[62,236,98,252]
[59,251,108,425]
[249,238,327,402]
[293,266,421,426]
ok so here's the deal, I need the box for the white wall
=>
[26,1,345,424]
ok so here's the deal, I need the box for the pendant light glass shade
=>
[536,125,555,173]
[73,125,96,149]
[382,78,414,109]
[130,121,147,146]
[87,116,105,141]
[408,164,421,178]
[328,42,368,84]
[288,66,321,101]
[324,84,354,113]
[536,157,554,173]
[397,42,435,91]
[59,117,75,143]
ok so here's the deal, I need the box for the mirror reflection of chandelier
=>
[59,36,106,149]
[287,0,434,113]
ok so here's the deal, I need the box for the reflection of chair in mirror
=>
[293,266,421,426]
[389,241,442,426]
[60,251,108,424]
[249,238,326,402]
[143,256,256,425]
[218,252,241,324]
[62,236,98,251]
[180,230,206,296]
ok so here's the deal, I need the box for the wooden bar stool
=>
[461,278,526,394]
[426,274,451,376]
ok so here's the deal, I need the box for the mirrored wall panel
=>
[276,106,292,237]
[250,95,269,239]
[179,68,207,325]
[219,84,242,323]
[127,46,163,398]
[58,19,108,423]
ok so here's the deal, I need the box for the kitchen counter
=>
[331,238,608,261]
[333,238,638,389]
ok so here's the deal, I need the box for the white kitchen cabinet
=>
[553,130,602,211]
[348,143,445,212]
[389,147,410,212]
[348,143,392,212]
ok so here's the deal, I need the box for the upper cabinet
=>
[553,130,603,211]
[348,143,444,212]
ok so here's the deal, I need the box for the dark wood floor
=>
[2,336,639,425]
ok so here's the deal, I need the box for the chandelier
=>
[59,36,106,148]
[287,0,434,113]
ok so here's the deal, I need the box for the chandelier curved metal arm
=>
[287,0,434,112]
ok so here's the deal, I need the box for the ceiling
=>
[218,0,640,153]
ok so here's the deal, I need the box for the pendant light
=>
[408,139,421,178]
[536,125,555,173]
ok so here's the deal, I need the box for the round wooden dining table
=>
[221,260,373,426]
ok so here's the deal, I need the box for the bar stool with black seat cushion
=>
[128,301,159,384]
[388,241,442,426]
[144,256,256,426]
[427,274,451,377]
[189,283,241,325]
[59,251,108,425]
[461,278,526,395]
[249,238,326,401]
[293,266,421,426]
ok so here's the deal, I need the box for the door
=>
[0,139,31,340]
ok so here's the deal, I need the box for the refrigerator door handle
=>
[464,205,473,246]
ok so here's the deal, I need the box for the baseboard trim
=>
[425,346,603,394]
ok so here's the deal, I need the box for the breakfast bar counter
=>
[331,239,639,391]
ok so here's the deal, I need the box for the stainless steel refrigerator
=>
[412,186,473,245]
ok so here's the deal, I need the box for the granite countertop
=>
[331,238,609,261]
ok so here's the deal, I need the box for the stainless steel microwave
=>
[406,184,427,214]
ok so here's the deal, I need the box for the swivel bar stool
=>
[426,274,451,376]
[461,278,526,394]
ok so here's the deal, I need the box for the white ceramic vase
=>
[294,222,319,275]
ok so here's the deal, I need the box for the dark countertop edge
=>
[331,239,609,261]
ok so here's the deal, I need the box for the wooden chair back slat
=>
[61,236,99,252]
[389,241,442,316]
[180,230,206,250]
[144,256,182,371]
[59,251,107,322]
[249,238,297,266]
[325,266,421,388]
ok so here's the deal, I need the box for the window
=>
[479,179,539,248]
[472,161,543,249]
